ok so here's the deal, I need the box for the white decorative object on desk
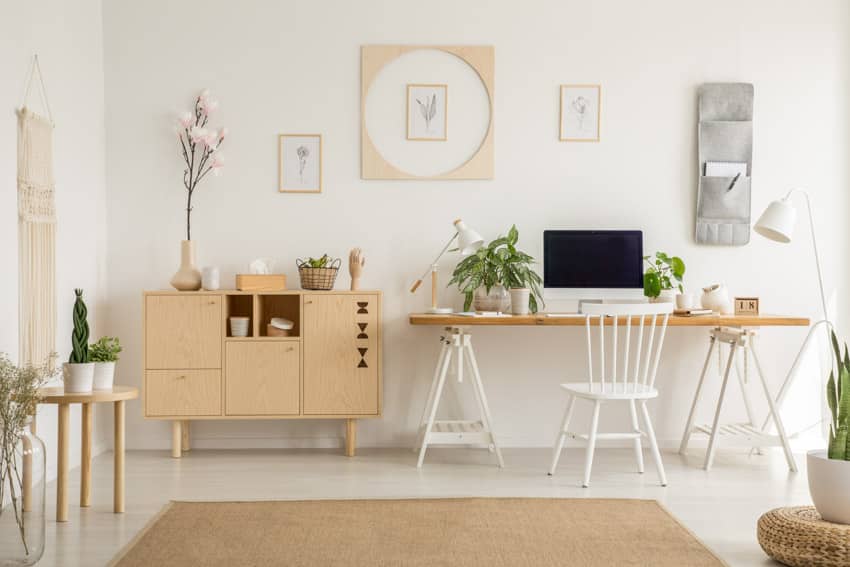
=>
[676,292,697,310]
[509,288,530,315]
[701,284,732,313]
[201,266,220,290]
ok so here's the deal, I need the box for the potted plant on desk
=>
[807,330,850,524]
[449,225,543,314]
[643,251,685,303]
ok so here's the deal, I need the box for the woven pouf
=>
[758,507,850,567]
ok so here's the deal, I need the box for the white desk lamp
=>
[410,219,484,314]
[754,189,833,428]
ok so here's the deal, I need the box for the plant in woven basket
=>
[827,330,850,460]
[0,353,56,554]
[69,289,89,364]
[297,256,341,290]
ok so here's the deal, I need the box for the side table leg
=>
[57,403,70,522]
[114,400,125,513]
[80,402,92,507]
[171,420,182,458]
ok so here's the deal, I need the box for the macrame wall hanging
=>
[17,55,56,366]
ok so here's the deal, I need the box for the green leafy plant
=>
[69,289,90,364]
[643,251,685,299]
[448,225,544,313]
[827,330,850,460]
[0,353,56,554]
[306,254,332,268]
[89,337,122,363]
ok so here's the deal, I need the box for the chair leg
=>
[628,400,644,474]
[679,336,716,455]
[582,401,602,488]
[640,401,667,486]
[548,395,576,476]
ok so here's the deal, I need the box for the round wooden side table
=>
[758,506,850,567]
[35,386,139,522]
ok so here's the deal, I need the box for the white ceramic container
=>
[807,449,850,524]
[509,288,531,315]
[230,316,250,337]
[62,362,94,393]
[92,361,116,390]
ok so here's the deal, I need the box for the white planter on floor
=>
[62,362,94,393]
[93,361,116,390]
[807,449,850,524]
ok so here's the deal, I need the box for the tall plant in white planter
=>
[170,89,227,291]
[808,330,850,524]
[62,289,93,393]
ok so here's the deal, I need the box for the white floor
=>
[40,447,807,566]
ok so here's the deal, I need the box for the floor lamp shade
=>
[454,220,484,255]
[754,199,797,243]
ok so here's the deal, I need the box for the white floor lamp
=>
[410,219,484,313]
[753,189,833,429]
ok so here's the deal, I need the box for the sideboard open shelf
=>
[143,290,382,457]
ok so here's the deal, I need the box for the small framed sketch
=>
[559,85,601,142]
[407,84,447,141]
[279,134,322,193]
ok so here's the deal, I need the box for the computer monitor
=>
[543,230,644,302]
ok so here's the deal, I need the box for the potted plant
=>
[807,330,850,524]
[171,89,227,291]
[0,354,54,565]
[643,251,685,303]
[89,337,121,390]
[62,289,94,393]
[449,225,544,314]
[297,255,341,290]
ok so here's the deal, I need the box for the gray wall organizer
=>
[695,83,754,245]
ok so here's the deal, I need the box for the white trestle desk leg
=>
[704,343,737,471]
[749,336,798,473]
[414,338,450,452]
[417,337,453,468]
[679,335,716,455]
[465,332,504,467]
[734,343,762,455]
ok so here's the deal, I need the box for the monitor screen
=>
[543,230,643,289]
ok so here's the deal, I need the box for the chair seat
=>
[560,382,659,400]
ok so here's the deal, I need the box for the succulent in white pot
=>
[807,330,850,524]
[63,289,94,393]
[89,336,121,390]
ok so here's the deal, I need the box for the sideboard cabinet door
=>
[303,294,379,415]
[145,295,222,369]
[225,341,300,416]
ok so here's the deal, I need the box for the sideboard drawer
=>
[146,370,222,416]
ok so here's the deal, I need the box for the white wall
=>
[102,0,850,450]
[1,1,109,478]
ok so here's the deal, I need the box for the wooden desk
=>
[36,386,139,522]
[410,313,809,327]
[408,312,809,469]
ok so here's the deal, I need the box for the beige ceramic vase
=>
[170,240,202,291]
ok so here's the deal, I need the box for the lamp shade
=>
[754,198,797,243]
[453,219,484,255]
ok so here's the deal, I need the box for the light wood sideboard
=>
[143,290,382,457]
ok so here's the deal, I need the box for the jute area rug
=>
[110,498,726,566]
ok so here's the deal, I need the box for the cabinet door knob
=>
[305,300,313,304]
[176,375,186,380]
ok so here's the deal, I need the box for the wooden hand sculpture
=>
[348,248,365,291]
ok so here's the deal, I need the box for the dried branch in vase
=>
[174,89,227,241]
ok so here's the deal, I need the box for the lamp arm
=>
[410,232,459,293]
[787,189,829,323]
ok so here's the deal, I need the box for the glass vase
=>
[0,419,46,566]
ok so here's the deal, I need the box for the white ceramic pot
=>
[701,283,733,314]
[62,362,94,393]
[473,285,510,312]
[676,292,698,310]
[650,289,677,304]
[201,266,220,291]
[93,361,116,390]
[509,288,531,315]
[808,450,850,524]
[230,316,250,337]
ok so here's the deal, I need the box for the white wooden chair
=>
[548,303,673,487]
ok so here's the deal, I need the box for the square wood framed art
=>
[559,84,601,142]
[278,134,322,193]
[406,83,448,141]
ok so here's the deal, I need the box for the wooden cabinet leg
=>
[181,420,190,451]
[171,420,182,458]
[57,403,70,522]
[114,400,125,513]
[80,402,92,507]
[345,419,356,457]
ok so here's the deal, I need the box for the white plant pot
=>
[650,289,677,304]
[93,361,116,390]
[509,288,530,315]
[808,449,850,524]
[62,362,94,393]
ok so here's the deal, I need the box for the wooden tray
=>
[235,274,287,292]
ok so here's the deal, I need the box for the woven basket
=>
[297,258,341,290]
[758,506,850,567]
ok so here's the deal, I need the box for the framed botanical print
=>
[406,84,448,141]
[560,85,601,142]
[279,134,322,193]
